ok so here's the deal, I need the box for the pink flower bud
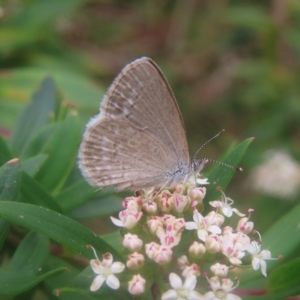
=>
[126,252,145,270]
[188,186,206,202]
[123,233,143,252]
[205,234,221,254]
[157,190,174,212]
[172,194,190,213]
[237,217,254,234]
[128,274,146,295]
[210,263,229,277]
[188,241,206,259]
[182,263,201,277]
[147,216,163,235]
[145,242,160,259]
[173,184,185,194]
[152,245,173,265]
[142,201,158,215]
[122,197,142,209]
[177,255,189,269]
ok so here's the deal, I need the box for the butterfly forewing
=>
[79,57,191,190]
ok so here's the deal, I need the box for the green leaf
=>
[240,200,300,286]
[0,135,12,166]
[34,115,81,194]
[69,196,122,220]
[0,268,66,297]
[21,172,63,213]
[9,77,57,156]
[57,182,122,216]
[0,201,123,262]
[0,158,22,249]
[0,158,22,201]
[56,180,100,212]
[9,232,49,273]
[267,257,300,295]
[205,137,254,200]
[22,122,58,158]
[43,256,81,296]
[21,154,48,176]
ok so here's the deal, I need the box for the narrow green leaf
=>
[267,257,300,295]
[21,172,63,213]
[9,232,49,273]
[43,256,81,296]
[0,201,123,262]
[0,135,12,165]
[9,77,57,156]
[0,158,22,249]
[57,181,121,214]
[69,196,122,220]
[22,122,58,158]
[21,154,48,176]
[56,180,100,211]
[0,268,66,297]
[240,201,300,285]
[0,158,22,201]
[35,115,81,194]
[205,137,255,200]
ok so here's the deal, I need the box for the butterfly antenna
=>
[201,158,243,171]
[193,129,243,171]
[194,129,225,158]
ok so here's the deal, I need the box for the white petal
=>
[197,229,208,242]
[161,289,178,300]
[106,274,120,289]
[209,201,222,208]
[261,250,271,259]
[90,275,105,291]
[90,259,102,274]
[208,225,221,234]
[111,262,125,273]
[169,273,183,289]
[225,294,241,300]
[183,275,197,291]
[188,290,204,300]
[222,207,232,217]
[231,208,245,217]
[185,222,198,230]
[260,260,267,277]
[197,178,209,185]
[110,216,124,227]
[203,291,215,300]
[229,257,242,265]
[252,257,260,270]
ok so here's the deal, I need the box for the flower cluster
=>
[88,182,278,299]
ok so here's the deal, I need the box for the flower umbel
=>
[103,180,277,298]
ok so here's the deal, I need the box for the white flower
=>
[162,273,204,300]
[247,240,273,277]
[110,207,143,229]
[209,191,245,218]
[89,250,125,291]
[204,276,241,300]
[186,210,222,242]
[220,233,250,265]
